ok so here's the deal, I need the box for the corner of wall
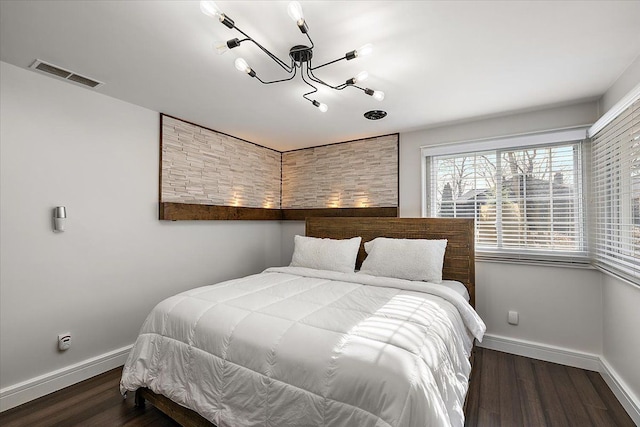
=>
[599,54,640,114]
[600,356,640,425]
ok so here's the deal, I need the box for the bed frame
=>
[134,217,476,426]
[305,217,476,307]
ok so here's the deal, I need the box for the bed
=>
[120,217,484,427]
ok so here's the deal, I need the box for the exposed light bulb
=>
[213,40,228,55]
[235,58,251,74]
[201,0,235,28]
[312,100,328,112]
[215,38,241,55]
[200,1,223,20]
[364,88,384,101]
[287,1,305,24]
[354,71,369,83]
[355,43,373,58]
[372,90,385,101]
[346,71,369,86]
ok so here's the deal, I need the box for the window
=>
[424,138,586,261]
[591,99,639,284]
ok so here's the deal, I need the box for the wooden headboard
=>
[305,217,476,307]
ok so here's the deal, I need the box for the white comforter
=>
[120,267,486,427]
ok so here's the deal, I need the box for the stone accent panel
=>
[281,135,398,209]
[161,116,281,208]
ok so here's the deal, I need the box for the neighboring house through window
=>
[422,128,588,263]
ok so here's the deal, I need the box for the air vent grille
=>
[67,74,101,88]
[35,62,71,79]
[29,59,103,89]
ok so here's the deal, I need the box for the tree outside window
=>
[428,142,583,254]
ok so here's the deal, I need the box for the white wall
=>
[0,62,283,396]
[602,276,640,407]
[280,221,305,263]
[599,54,640,114]
[476,263,602,354]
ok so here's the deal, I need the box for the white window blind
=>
[591,99,640,284]
[425,141,586,260]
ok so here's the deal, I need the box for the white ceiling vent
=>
[29,59,103,89]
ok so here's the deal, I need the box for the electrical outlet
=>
[508,311,519,325]
[58,333,71,351]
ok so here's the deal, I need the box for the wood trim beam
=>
[281,207,398,220]
[159,203,398,221]
[160,203,283,221]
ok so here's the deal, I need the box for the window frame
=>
[421,127,590,265]
[589,99,640,284]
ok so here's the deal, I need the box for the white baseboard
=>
[478,334,602,371]
[0,345,132,412]
[479,334,639,425]
[599,358,640,426]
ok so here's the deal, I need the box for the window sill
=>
[593,263,640,288]
[477,252,593,269]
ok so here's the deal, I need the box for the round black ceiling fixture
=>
[364,110,387,120]
[289,45,313,63]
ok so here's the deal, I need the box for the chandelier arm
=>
[307,66,348,90]
[302,90,316,102]
[306,67,332,88]
[304,32,315,50]
[254,67,298,85]
[309,56,346,71]
[233,26,293,72]
[246,39,294,73]
[300,67,319,102]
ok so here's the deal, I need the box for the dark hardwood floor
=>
[0,348,634,426]
[465,348,635,427]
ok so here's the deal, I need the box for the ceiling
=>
[1,1,639,151]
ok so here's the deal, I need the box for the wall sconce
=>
[53,206,66,232]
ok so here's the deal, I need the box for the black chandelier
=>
[200,1,385,112]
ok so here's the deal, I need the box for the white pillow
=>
[360,237,447,283]
[290,235,362,273]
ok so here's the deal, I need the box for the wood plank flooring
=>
[465,348,635,427]
[0,348,634,426]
